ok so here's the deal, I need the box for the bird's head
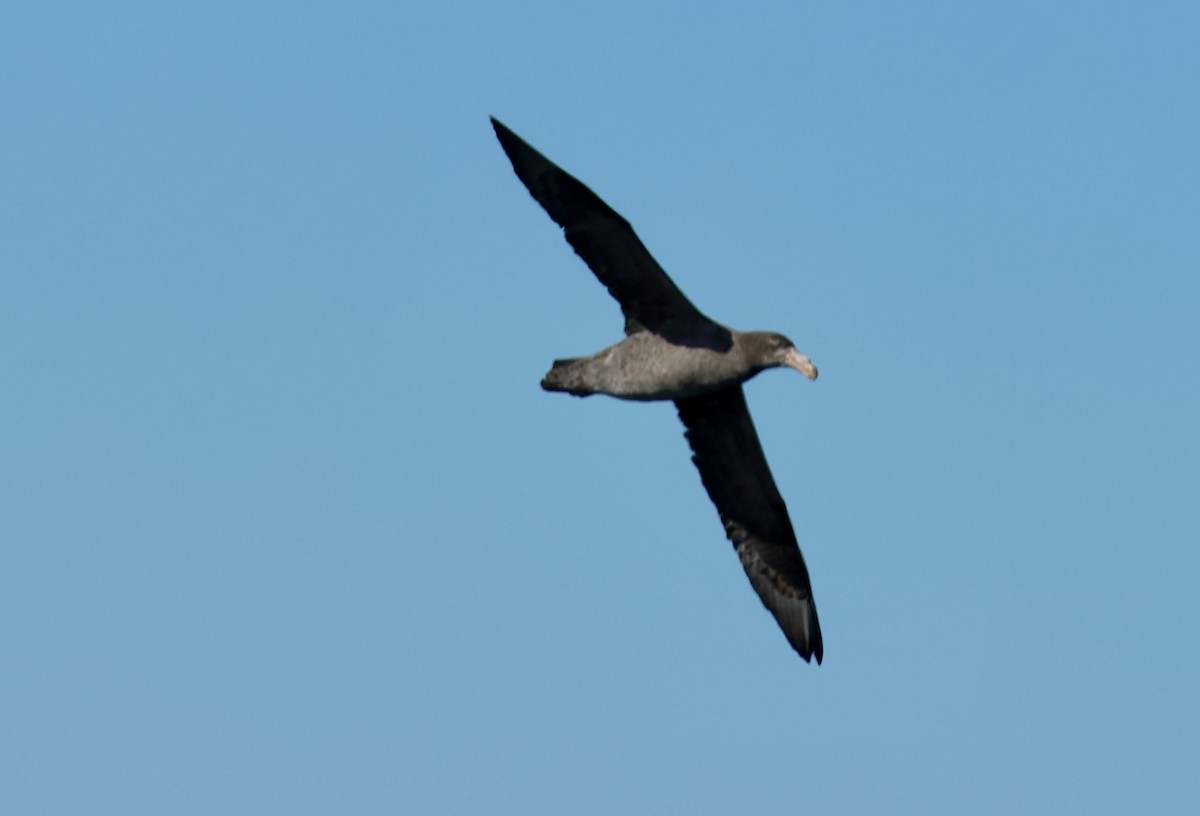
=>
[756,332,818,381]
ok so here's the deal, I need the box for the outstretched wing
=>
[492,118,724,342]
[675,387,823,663]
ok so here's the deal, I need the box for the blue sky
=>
[3,2,1198,813]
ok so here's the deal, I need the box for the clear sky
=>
[3,2,1198,813]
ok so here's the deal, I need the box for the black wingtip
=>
[489,116,521,153]
[489,117,537,182]
[789,608,823,665]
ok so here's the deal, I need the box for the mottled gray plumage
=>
[492,117,824,663]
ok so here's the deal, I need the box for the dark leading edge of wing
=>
[490,117,726,344]
[676,388,824,663]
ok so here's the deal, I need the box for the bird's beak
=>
[785,348,819,381]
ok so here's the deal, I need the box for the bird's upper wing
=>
[675,387,823,663]
[492,117,719,339]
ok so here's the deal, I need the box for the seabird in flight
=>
[492,118,824,663]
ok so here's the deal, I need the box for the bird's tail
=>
[541,357,591,396]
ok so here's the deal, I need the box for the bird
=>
[491,117,824,664]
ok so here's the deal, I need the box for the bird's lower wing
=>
[675,387,823,663]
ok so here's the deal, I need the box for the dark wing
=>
[676,387,823,663]
[492,118,726,343]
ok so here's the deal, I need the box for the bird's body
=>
[492,117,825,663]
[543,328,814,401]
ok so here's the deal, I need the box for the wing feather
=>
[676,387,823,663]
[492,118,726,345]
